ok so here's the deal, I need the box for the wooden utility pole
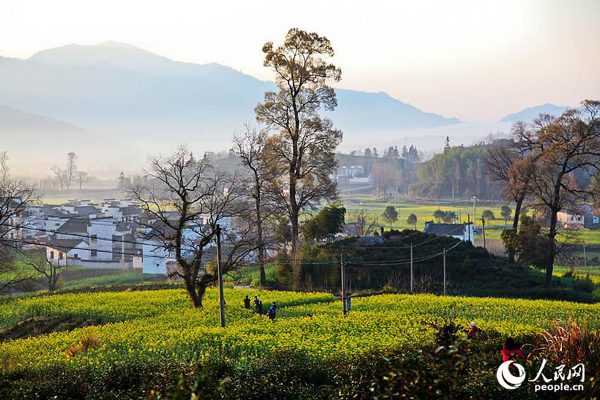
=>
[341,255,347,315]
[215,224,226,328]
[467,214,471,243]
[482,217,486,249]
[410,243,414,294]
[443,248,446,296]
[121,236,125,267]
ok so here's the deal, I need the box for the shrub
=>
[573,275,595,293]
[537,317,600,375]
[65,334,102,357]
[369,340,469,399]
[562,266,575,279]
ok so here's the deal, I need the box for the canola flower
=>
[1,288,599,374]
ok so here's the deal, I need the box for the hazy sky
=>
[1,0,599,121]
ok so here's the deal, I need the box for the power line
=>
[3,236,339,266]
[2,222,469,267]
[4,222,148,247]
[346,240,464,266]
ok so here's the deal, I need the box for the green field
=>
[341,194,508,229]
[340,194,600,258]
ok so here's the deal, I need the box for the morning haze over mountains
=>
[0,41,572,176]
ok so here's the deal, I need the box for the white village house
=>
[142,214,233,275]
[37,199,142,268]
[423,222,475,244]
[557,205,600,229]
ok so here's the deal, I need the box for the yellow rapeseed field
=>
[1,288,599,374]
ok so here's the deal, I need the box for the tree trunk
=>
[255,182,266,287]
[289,155,301,289]
[196,282,208,308]
[290,207,301,290]
[185,279,202,308]
[544,209,559,288]
[256,211,266,287]
[507,197,524,263]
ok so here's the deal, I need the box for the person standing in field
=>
[258,300,264,315]
[244,295,251,309]
[268,302,277,321]
[467,322,483,336]
[346,296,352,312]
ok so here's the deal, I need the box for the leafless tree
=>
[0,177,37,291]
[128,146,259,308]
[76,171,88,190]
[486,132,535,261]
[349,208,379,236]
[51,166,65,191]
[0,151,9,181]
[233,125,273,286]
[371,163,401,199]
[26,249,66,292]
[512,100,600,287]
[65,152,77,190]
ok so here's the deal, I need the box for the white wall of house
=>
[74,259,133,269]
[46,243,91,266]
[338,165,364,178]
[88,219,117,261]
[461,223,475,244]
[142,241,172,274]
[103,207,124,221]
[132,255,143,269]
[349,174,372,184]
[557,211,585,228]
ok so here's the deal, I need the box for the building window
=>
[59,253,64,260]
[91,249,98,257]
[91,234,98,243]
[73,253,79,259]
[50,251,54,259]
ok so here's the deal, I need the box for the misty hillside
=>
[0,104,133,176]
[499,103,570,123]
[0,41,459,147]
[0,104,85,135]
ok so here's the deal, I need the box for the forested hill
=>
[412,144,502,200]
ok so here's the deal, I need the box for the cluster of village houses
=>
[6,199,232,275]
[4,190,598,277]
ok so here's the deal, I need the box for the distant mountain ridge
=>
[0,41,460,147]
[29,41,252,80]
[499,103,571,123]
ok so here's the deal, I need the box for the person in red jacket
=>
[467,322,484,336]
[501,337,526,362]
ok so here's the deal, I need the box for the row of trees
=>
[414,144,502,199]
[487,100,600,287]
[362,145,420,163]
